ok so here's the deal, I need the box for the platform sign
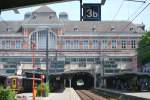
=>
[83,3,101,21]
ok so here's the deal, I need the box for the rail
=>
[76,90,117,100]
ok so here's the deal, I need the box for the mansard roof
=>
[0,21,23,34]
[0,6,144,35]
[23,15,61,25]
[33,6,55,13]
[63,21,144,33]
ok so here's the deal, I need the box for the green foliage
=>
[127,77,138,91]
[44,83,49,96]
[49,83,54,92]
[0,85,3,95]
[36,83,49,97]
[0,86,16,100]
[36,84,41,97]
[137,31,150,65]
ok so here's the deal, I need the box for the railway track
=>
[76,90,117,100]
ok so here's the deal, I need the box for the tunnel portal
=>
[71,72,94,90]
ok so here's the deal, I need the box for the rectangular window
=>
[0,40,1,49]
[65,40,70,49]
[121,40,127,48]
[16,40,21,49]
[5,40,11,49]
[70,41,73,49]
[2,41,5,49]
[74,40,79,49]
[11,41,16,49]
[1,40,11,49]
[102,40,108,49]
[83,40,89,49]
[93,40,98,49]
[112,40,117,48]
[131,40,136,48]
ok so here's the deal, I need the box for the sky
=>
[0,0,150,30]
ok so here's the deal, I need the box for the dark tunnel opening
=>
[71,72,94,90]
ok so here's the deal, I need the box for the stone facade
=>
[0,6,144,75]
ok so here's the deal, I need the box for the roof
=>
[59,12,68,15]
[0,21,23,34]
[63,21,144,33]
[101,71,150,79]
[0,6,144,34]
[0,20,144,35]
[23,15,62,25]
[22,6,63,25]
[33,6,55,13]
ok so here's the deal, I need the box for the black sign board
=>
[83,3,101,21]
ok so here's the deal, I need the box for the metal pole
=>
[80,0,82,21]
[55,49,57,73]
[32,43,36,100]
[102,57,104,87]
[46,29,49,83]
[100,4,101,21]
[125,0,146,3]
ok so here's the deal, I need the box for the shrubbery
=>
[36,83,50,97]
[0,86,16,100]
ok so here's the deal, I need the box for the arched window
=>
[30,30,57,49]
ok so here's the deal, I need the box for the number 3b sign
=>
[83,3,101,21]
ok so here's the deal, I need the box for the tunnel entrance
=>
[71,72,94,90]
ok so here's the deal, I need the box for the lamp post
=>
[32,42,36,100]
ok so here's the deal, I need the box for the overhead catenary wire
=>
[112,0,125,20]
[128,0,147,20]
[122,2,150,31]
[125,0,147,48]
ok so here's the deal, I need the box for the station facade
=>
[0,6,144,76]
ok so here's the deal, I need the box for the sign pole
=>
[80,0,82,21]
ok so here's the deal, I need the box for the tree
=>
[137,31,150,65]
[0,86,16,100]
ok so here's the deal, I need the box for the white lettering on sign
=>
[86,8,98,18]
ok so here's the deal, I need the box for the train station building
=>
[0,6,144,78]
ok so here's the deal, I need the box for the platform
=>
[96,88,150,100]
[16,88,81,100]
[123,92,150,99]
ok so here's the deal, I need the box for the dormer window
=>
[130,27,134,31]
[32,15,36,19]
[74,26,79,31]
[92,25,96,31]
[49,16,54,19]
[111,27,115,31]
[6,27,12,32]
[49,16,52,19]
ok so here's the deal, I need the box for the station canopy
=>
[0,0,106,11]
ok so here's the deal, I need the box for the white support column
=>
[94,73,96,89]
[69,78,72,88]
[64,79,66,88]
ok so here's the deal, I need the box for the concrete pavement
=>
[123,92,150,99]
[16,88,81,100]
